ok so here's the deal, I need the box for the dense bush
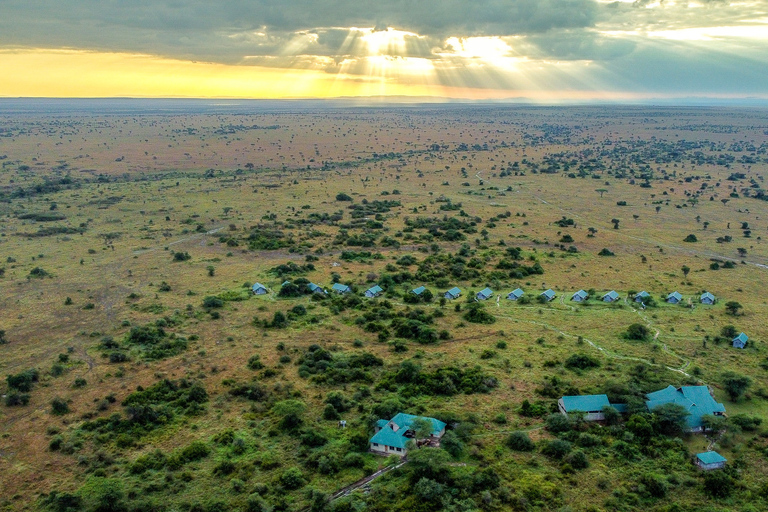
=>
[7,368,39,392]
[507,431,535,451]
[564,353,601,370]
[380,361,498,396]
[298,346,383,384]
[463,303,496,324]
[625,323,651,341]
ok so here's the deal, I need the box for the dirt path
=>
[300,459,407,509]
[493,306,692,377]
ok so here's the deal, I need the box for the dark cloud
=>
[523,30,636,61]
[0,1,598,62]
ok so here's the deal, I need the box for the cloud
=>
[1,0,767,96]
[0,1,598,62]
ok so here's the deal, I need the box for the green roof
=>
[697,452,726,464]
[412,286,426,295]
[561,394,610,413]
[445,287,461,297]
[370,413,447,449]
[647,385,725,430]
[572,290,588,301]
[477,287,493,299]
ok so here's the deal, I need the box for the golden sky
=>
[1,1,767,100]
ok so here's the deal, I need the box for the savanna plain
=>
[0,101,767,512]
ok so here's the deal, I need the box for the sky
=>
[0,0,767,101]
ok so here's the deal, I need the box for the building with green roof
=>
[646,385,726,432]
[370,413,447,456]
[558,394,626,421]
[696,451,726,470]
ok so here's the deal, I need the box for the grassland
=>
[0,101,767,512]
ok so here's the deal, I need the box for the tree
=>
[335,193,353,201]
[683,234,698,242]
[724,301,743,316]
[701,414,728,433]
[611,218,620,229]
[271,311,288,328]
[737,247,747,257]
[721,371,751,401]
[681,265,690,277]
[651,403,690,436]
[720,325,737,339]
[410,417,434,440]
[595,189,607,198]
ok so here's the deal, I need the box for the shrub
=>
[507,431,535,451]
[73,378,87,388]
[5,392,30,406]
[546,414,573,433]
[51,397,70,415]
[202,296,224,309]
[640,473,668,498]
[172,251,191,261]
[463,303,496,324]
[541,439,572,459]
[703,470,734,498]
[7,368,39,392]
[683,234,698,243]
[625,323,651,341]
[564,353,600,370]
[565,450,588,469]
[598,248,614,256]
[280,467,306,490]
[178,441,210,463]
[247,355,264,370]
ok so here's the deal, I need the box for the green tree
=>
[681,265,690,277]
[721,371,751,401]
[724,301,743,316]
[651,403,690,436]
[410,417,434,440]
